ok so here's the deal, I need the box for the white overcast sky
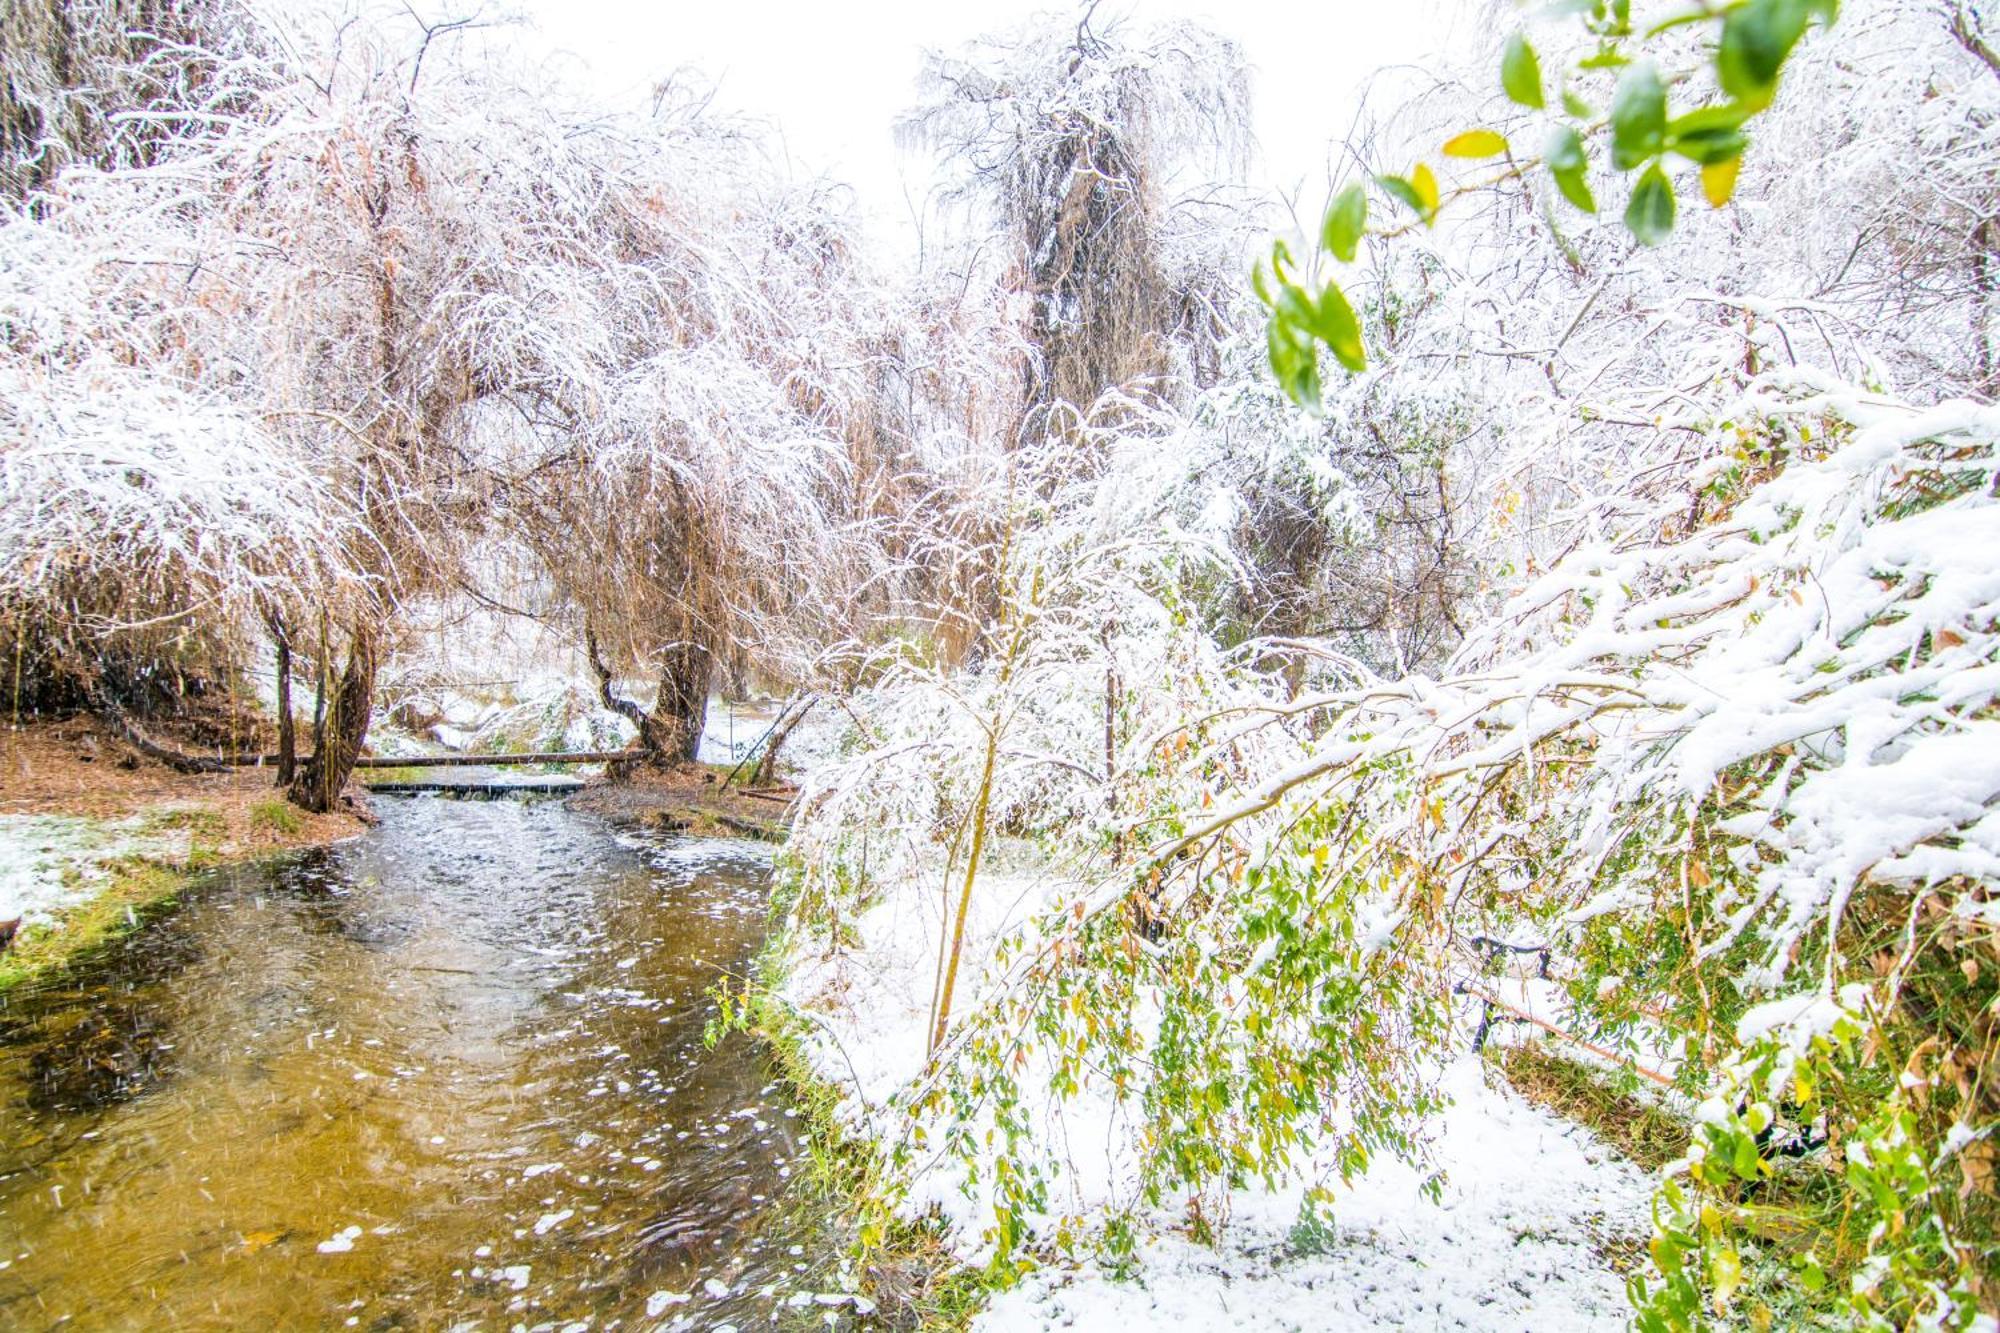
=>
[500,0,1465,252]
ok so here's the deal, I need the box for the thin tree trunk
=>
[1976,216,1996,396]
[585,624,674,766]
[1104,655,1123,866]
[288,623,377,814]
[751,696,816,788]
[274,637,295,787]
[929,718,1000,1057]
[263,606,296,787]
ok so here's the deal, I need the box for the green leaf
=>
[1267,313,1321,411]
[1624,161,1676,244]
[1321,183,1367,263]
[1250,258,1274,307]
[1647,6,1717,37]
[1501,34,1545,109]
[1546,124,1587,174]
[1443,129,1510,159]
[1275,283,1316,331]
[1668,104,1750,164]
[1717,0,1812,111]
[1377,172,1436,225]
[1545,126,1597,213]
[1610,61,1667,170]
[1561,88,1593,118]
[1315,280,1367,373]
[1670,125,1747,165]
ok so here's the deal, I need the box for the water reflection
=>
[0,798,831,1330]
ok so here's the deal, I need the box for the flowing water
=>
[0,797,835,1331]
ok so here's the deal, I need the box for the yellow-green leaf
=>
[1442,129,1509,159]
[1502,33,1545,109]
[1711,1246,1744,1309]
[1321,182,1367,262]
[1411,162,1440,222]
[1701,155,1741,207]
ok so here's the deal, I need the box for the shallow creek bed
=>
[0,795,853,1330]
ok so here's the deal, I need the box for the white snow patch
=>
[976,1061,1649,1331]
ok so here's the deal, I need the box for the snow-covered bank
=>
[776,849,1653,1327]
[0,812,148,927]
[0,718,366,987]
[979,1060,1647,1331]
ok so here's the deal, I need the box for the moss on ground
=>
[0,855,190,995]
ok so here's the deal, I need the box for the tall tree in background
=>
[900,7,1251,426]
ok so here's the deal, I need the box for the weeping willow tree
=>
[0,0,256,203]
[898,4,1252,427]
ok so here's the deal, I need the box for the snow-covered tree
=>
[901,8,1254,425]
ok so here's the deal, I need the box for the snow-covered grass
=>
[0,812,167,927]
[777,845,1654,1328]
[0,810,205,993]
[978,1060,1648,1332]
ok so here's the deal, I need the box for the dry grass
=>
[0,716,357,842]
[566,760,794,840]
[1494,1040,1691,1172]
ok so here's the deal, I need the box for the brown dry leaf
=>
[1688,859,1712,888]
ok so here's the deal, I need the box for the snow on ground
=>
[0,813,154,924]
[781,845,1653,1330]
[977,1058,1649,1331]
[783,844,1074,1134]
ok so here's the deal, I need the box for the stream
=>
[0,796,834,1330]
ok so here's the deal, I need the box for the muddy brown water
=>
[0,796,847,1330]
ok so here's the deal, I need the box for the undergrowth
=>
[1493,1040,1867,1332]
[711,886,993,1331]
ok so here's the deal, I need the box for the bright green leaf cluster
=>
[1262,0,1837,408]
[1254,235,1365,411]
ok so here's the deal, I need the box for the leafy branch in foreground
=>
[1259,0,1838,408]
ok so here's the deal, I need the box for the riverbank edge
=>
[0,794,367,996]
[732,890,993,1331]
[564,761,793,842]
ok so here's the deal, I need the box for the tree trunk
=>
[751,696,816,788]
[655,636,711,764]
[584,624,711,766]
[288,624,377,814]
[274,637,295,787]
[263,607,296,787]
[586,625,673,765]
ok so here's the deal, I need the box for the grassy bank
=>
[1492,1040,1866,1330]
[725,906,989,1331]
[0,853,188,993]
[1,717,367,996]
